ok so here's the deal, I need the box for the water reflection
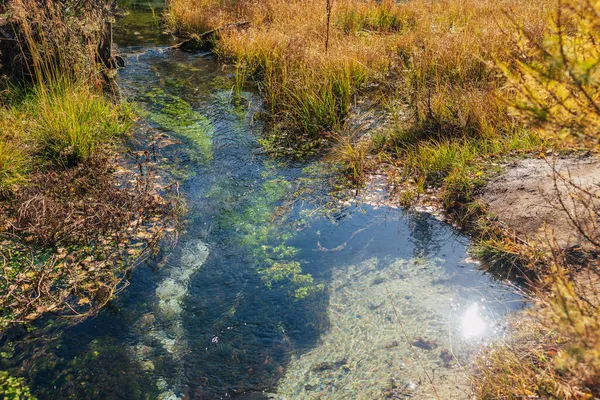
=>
[0,4,526,399]
[408,213,444,259]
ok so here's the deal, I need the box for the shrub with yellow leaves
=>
[502,0,600,148]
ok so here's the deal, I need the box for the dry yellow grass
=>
[168,0,551,154]
[6,0,111,84]
[474,268,600,399]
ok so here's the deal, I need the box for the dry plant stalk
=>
[1,0,115,83]
[325,0,333,53]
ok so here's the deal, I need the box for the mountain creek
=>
[0,3,525,399]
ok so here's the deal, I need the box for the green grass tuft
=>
[0,138,28,193]
[26,81,133,166]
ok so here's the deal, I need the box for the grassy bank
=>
[0,0,175,329]
[168,0,600,397]
[167,0,549,154]
[166,0,552,217]
[473,0,600,397]
[0,80,132,180]
[166,0,553,251]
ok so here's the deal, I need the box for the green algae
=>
[0,371,35,399]
[2,335,160,400]
[55,338,159,399]
[142,88,214,164]
[113,5,173,47]
[217,167,324,300]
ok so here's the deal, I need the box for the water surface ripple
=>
[0,4,523,399]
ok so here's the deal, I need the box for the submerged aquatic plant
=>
[219,169,323,299]
[0,370,35,400]
[143,88,215,164]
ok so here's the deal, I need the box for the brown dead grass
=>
[475,262,600,399]
[0,153,178,327]
[168,0,551,154]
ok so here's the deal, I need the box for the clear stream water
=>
[0,4,524,399]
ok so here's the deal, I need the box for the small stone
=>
[138,313,156,332]
[384,340,399,349]
[440,349,453,367]
[411,336,438,350]
[311,358,347,372]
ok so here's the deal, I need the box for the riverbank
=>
[472,154,600,398]
[167,0,600,397]
[0,1,176,330]
[0,0,596,397]
[165,0,553,227]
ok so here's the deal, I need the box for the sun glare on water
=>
[461,303,487,339]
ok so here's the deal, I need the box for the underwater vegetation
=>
[143,87,215,164]
[218,166,324,300]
